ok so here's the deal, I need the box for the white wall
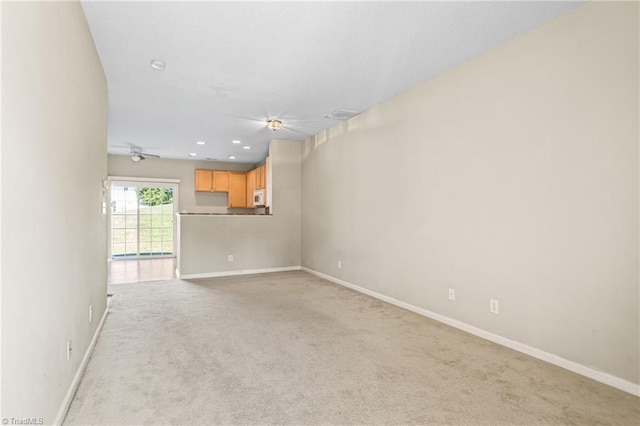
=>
[108,155,258,214]
[301,2,639,386]
[178,140,301,276]
[1,1,107,422]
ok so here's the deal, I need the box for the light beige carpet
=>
[65,271,639,425]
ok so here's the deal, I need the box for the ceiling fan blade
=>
[227,114,268,124]
[113,144,160,151]
[283,123,326,132]
[285,118,331,126]
[242,126,269,139]
[120,141,155,149]
[141,152,160,158]
[281,125,310,134]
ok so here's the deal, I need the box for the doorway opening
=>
[108,180,179,259]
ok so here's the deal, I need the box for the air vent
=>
[323,109,359,120]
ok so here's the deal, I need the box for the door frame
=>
[107,176,180,259]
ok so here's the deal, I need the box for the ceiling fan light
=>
[267,119,282,131]
[131,153,142,162]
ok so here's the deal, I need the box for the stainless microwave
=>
[253,189,265,206]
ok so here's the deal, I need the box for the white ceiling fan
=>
[129,146,160,162]
[229,113,337,139]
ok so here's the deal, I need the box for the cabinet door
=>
[212,171,230,192]
[246,169,256,207]
[256,165,265,189]
[195,169,213,191]
[264,156,270,206]
[228,172,247,208]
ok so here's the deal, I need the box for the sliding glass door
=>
[109,181,178,258]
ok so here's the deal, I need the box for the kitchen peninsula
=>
[174,140,301,279]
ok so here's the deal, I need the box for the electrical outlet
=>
[67,340,72,360]
[448,288,456,301]
[490,299,499,314]
[228,254,234,262]
[337,260,342,269]
[89,305,93,323]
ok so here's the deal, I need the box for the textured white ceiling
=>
[81,1,582,164]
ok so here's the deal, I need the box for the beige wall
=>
[178,140,301,276]
[301,2,639,386]
[108,155,256,214]
[1,1,107,422]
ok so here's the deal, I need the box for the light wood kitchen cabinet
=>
[195,169,230,192]
[195,169,214,191]
[228,172,247,208]
[212,171,229,192]
[255,165,266,189]
[246,168,256,207]
[195,161,267,209]
[264,156,270,206]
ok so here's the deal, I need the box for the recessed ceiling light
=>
[189,153,197,157]
[242,146,251,150]
[232,140,241,144]
[196,141,205,145]
[150,59,166,71]
[228,155,236,160]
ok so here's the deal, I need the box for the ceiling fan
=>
[227,107,359,141]
[229,114,330,139]
[129,146,160,162]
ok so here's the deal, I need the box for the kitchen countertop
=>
[176,212,272,216]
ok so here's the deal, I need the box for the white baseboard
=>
[179,265,301,280]
[54,305,109,425]
[301,267,640,397]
